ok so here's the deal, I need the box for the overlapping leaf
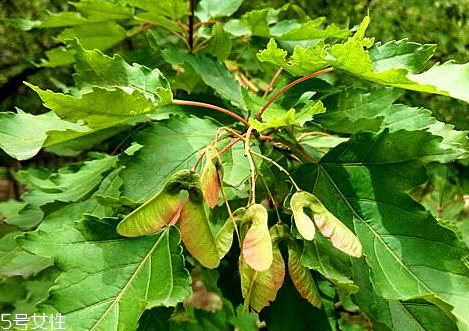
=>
[6,154,117,229]
[296,130,469,330]
[258,17,469,104]
[161,49,246,109]
[0,44,172,160]
[20,223,192,331]
[120,117,218,202]
[315,87,469,162]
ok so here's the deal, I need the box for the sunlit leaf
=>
[241,204,273,272]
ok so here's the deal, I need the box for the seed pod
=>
[240,227,285,312]
[179,172,221,269]
[290,191,362,258]
[288,241,322,308]
[200,146,222,208]
[242,204,273,271]
[291,191,316,240]
[117,170,194,237]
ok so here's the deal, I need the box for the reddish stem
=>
[218,137,243,156]
[256,67,333,120]
[172,99,250,126]
[263,68,283,98]
[194,20,216,28]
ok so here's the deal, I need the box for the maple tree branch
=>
[256,67,333,120]
[188,0,195,51]
[172,99,250,126]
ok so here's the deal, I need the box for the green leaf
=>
[262,275,333,331]
[0,110,87,160]
[257,17,469,104]
[162,49,246,109]
[287,241,322,308]
[26,84,156,149]
[5,45,173,158]
[249,109,296,132]
[301,237,359,294]
[296,130,469,330]
[275,17,350,41]
[74,0,134,21]
[229,306,258,331]
[39,46,76,67]
[57,21,126,50]
[351,259,459,331]
[0,232,53,278]
[120,117,218,202]
[219,140,252,192]
[203,24,233,61]
[11,12,89,30]
[72,42,172,104]
[20,223,192,331]
[257,38,328,76]
[7,154,117,229]
[196,0,245,21]
[38,167,124,232]
[241,204,273,272]
[316,87,469,162]
[125,0,189,19]
[370,40,436,73]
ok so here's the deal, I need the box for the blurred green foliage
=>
[1,0,469,124]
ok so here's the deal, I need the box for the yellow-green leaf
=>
[215,208,244,260]
[242,204,273,271]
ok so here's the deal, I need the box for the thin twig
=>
[219,137,244,156]
[256,67,333,120]
[194,20,216,29]
[219,172,242,247]
[170,29,191,49]
[297,131,331,141]
[252,157,282,222]
[245,127,257,205]
[172,99,250,126]
[128,23,154,37]
[263,68,283,98]
[250,150,300,191]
